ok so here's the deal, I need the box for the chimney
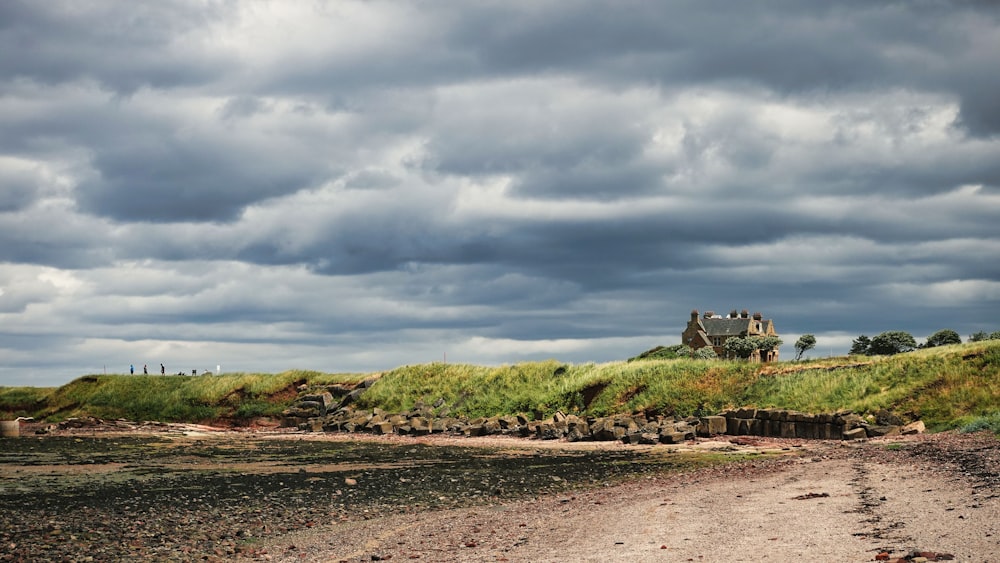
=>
[753,311,762,320]
[729,309,738,319]
[691,309,699,321]
[741,309,749,318]
[705,311,715,318]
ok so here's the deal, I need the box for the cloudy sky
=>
[2,1,999,386]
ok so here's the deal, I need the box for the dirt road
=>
[252,435,999,562]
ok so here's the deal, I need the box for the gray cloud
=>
[1,1,999,386]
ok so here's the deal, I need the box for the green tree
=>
[723,336,757,359]
[868,331,917,355]
[849,335,871,356]
[970,331,989,342]
[924,329,961,348]
[793,334,817,360]
[723,335,782,360]
[757,335,783,354]
[992,331,1000,340]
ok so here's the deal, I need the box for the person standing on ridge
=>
[143,364,148,375]
[160,363,165,375]
[130,364,134,375]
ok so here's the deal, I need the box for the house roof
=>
[701,317,752,337]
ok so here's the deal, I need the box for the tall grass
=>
[741,342,1000,429]
[25,370,364,422]
[357,342,1000,429]
[0,386,55,418]
[4,341,998,431]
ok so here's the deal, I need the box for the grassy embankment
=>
[2,341,998,432]
[0,370,364,424]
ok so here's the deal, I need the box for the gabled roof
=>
[701,317,752,337]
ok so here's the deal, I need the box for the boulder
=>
[697,416,727,437]
[659,431,687,444]
[842,427,867,441]
[865,425,901,438]
[901,420,925,435]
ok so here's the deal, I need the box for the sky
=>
[2,1,999,386]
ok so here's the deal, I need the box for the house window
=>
[713,337,722,346]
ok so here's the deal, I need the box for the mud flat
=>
[1,425,997,562]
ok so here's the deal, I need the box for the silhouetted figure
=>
[160,363,165,375]
[143,364,148,375]
[130,364,134,375]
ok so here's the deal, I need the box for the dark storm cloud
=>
[446,2,1000,136]
[1,1,999,386]
[0,1,226,92]
[0,167,37,211]
[77,137,324,223]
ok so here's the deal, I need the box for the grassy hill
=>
[2,341,998,432]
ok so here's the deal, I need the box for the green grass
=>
[3,341,999,432]
[0,386,55,418]
[8,370,364,423]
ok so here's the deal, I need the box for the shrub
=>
[959,412,1000,435]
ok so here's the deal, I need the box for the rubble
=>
[281,380,921,444]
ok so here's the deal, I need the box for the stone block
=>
[737,418,752,436]
[726,417,740,435]
[901,421,925,435]
[659,431,687,444]
[842,427,867,440]
[697,416,727,436]
[780,422,796,438]
[865,425,900,438]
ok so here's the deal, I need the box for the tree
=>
[970,330,1000,341]
[723,335,782,360]
[924,329,961,348]
[757,335,783,354]
[793,334,817,360]
[868,331,917,355]
[849,335,871,356]
[723,336,757,359]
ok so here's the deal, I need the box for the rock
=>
[842,427,867,441]
[697,416,727,437]
[865,425,901,438]
[636,432,659,445]
[875,408,904,426]
[659,431,687,444]
[901,420,926,435]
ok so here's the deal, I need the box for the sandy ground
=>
[242,435,999,563]
[8,422,997,562]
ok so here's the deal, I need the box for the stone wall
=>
[282,384,923,443]
[716,408,923,440]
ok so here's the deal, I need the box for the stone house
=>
[681,309,780,362]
